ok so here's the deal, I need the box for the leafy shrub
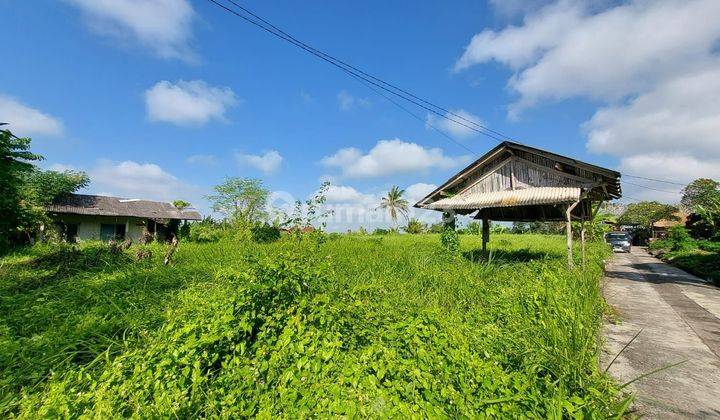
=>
[373,228,391,235]
[441,227,460,254]
[698,240,720,253]
[667,226,696,252]
[250,223,281,243]
[188,224,222,243]
[1,235,625,417]
[178,222,190,239]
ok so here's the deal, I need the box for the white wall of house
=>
[52,215,148,242]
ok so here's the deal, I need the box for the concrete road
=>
[602,247,720,418]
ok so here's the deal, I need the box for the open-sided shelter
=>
[414,141,621,267]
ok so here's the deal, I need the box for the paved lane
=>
[602,248,720,418]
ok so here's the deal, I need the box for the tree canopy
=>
[617,201,678,229]
[681,178,720,210]
[1,127,89,248]
[205,177,269,224]
[377,185,409,231]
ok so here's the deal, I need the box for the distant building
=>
[45,194,201,242]
[652,211,688,239]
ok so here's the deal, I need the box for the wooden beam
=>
[482,218,490,254]
[581,218,586,268]
[566,200,581,268]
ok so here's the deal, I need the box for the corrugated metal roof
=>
[46,194,202,220]
[423,187,581,211]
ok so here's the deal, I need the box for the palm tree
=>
[377,185,409,232]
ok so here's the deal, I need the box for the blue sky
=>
[3,0,719,230]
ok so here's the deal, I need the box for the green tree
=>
[206,177,269,225]
[681,178,720,238]
[618,201,678,230]
[172,200,191,211]
[1,128,43,246]
[681,178,720,209]
[22,168,89,206]
[376,185,409,231]
[403,218,426,234]
[464,221,481,235]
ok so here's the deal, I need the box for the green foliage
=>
[188,223,222,243]
[251,222,281,243]
[0,129,89,249]
[377,185,409,231]
[618,201,678,229]
[440,227,460,254]
[205,177,269,224]
[666,226,695,251]
[372,228,391,235]
[403,218,426,234]
[0,235,625,417]
[463,221,481,235]
[681,178,720,210]
[428,222,445,234]
[172,200,191,211]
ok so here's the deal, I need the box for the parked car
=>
[605,231,632,253]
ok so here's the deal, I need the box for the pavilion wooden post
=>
[580,218,586,268]
[566,200,581,269]
[482,218,490,255]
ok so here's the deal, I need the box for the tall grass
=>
[0,234,624,417]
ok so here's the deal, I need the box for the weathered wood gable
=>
[417,141,621,208]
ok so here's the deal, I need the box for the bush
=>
[250,223,281,243]
[441,227,460,254]
[698,240,720,253]
[667,226,696,252]
[188,224,221,243]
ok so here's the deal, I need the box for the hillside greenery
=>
[0,233,627,417]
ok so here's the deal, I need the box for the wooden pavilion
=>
[414,141,622,267]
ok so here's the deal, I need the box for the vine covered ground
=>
[0,234,626,417]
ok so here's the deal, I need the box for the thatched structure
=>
[415,141,621,267]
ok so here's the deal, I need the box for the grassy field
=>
[0,234,625,417]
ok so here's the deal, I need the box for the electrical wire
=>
[204,0,693,195]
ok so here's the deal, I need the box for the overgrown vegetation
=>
[649,226,720,285]
[0,234,626,417]
[0,128,89,251]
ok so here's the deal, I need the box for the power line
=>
[621,180,682,194]
[219,0,515,142]
[622,174,686,187]
[205,0,506,144]
[204,0,691,196]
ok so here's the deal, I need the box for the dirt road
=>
[602,247,720,418]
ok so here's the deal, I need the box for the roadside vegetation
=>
[0,233,627,417]
[640,179,720,285]
[649,226,720,286]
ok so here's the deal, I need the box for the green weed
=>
[0,234,624,417]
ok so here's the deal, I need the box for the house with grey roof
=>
[46,194,202,242]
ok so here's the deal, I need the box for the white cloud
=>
[321,139,471,178]
[325,185,373,204]
[186,154,217,165]
[65,0,196,61]
[585,65,720,161]
[318,182,442,232]
[455,0,720,201]
[89,159,196,202]
[426,109,484,139]
[619,154,720,203]
[337,90,371,111]
[48,163,77,172]
[145,80,238,126]
[0,95,64,137]
[236,150,283,174]
[405,182,438,204]
[456,0,720,113]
